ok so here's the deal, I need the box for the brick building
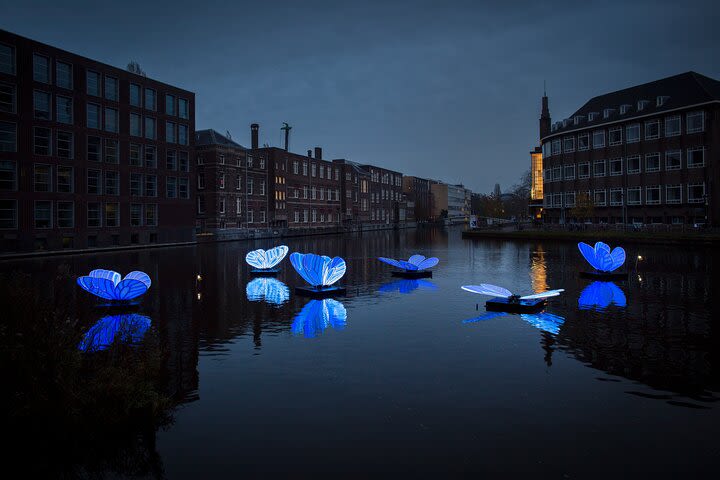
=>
[0,29,195,253]
[540,72,720,226]
[247,124,342,229]
[402,175,432,222]
[363,164,403,225]
[195,129,268,231]
[332,159,371,225]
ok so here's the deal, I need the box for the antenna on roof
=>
[543,79,546,97]
[226,130,232,140]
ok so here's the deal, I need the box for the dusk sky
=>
[3,0,719,193]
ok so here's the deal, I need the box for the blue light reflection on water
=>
[78,314,151,352]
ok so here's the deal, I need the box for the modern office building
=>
[539,72,720,226]
[195,129,268,232]
[0,29,195,253]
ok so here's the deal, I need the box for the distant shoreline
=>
[461,228,720,246]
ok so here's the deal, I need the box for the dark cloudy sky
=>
[3,0,719,193]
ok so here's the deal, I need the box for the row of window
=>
[198,153,266,169]
[543,183,706,208]
[0,200,158,229]
[544,112,704,157]
[197,173,264,194]
[290,186,341,201]
[291,160,342,180]
[544,148,706,182]
[0,43,189,117]
[196,196,266,222]
[0,162,189,198]
[292,209,341,224]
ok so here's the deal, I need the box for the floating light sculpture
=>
[290,252,347,297]
[291,299,347,338]
[578,281,627,310]
[77,269,151,302]
[463,311,565,335]
[461,283,564,313]
[378,279,438,294]
[78,314,151,352]
[578,242,626,275]
[246,277,290,306]
[378,254,439,278]
[246,245,289,273]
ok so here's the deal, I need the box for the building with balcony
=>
[539,72,720,226]
[0,29,195,253]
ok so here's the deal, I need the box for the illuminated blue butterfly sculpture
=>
[379,279,438,294]
[291,299,347,338]
[463,311,565,335]
[77,269,151,301]
[78,314,151,352]
[246,245,289,271]
[246,277,290,306]
[378,254,439,272]
[578,281,627,310]
[290,252,346,289]
[578,241,626,272]
[461,284,564,302]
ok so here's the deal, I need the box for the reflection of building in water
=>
[529,246,548,294]
[542,244,719,399]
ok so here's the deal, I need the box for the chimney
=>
[314,147,322,160]
[307,149,312,158]
[250,123,259,149]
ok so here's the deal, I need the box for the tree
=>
[570,192,594,221]
[127,61,147,77]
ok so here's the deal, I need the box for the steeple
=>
[539,84,551,139]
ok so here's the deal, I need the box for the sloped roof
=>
[549,71,720,137]
[195,129,245,148]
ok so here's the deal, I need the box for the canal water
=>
[2,226,718,477]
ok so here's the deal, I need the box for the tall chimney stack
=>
[314,147,322,160]
[307,149,312,158]
[250,123,259,149]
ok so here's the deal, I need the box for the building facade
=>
[248,125,343,230]
[402,175,432,222]
[540,72,720,226]
[195,129,268,231]
[0,30,195,253]
[363,164,403,225]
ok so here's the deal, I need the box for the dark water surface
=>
[2,226,719,477]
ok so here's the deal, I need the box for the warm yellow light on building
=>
[530,152,543,201]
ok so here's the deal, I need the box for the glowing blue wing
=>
[578,242,598,269]
[519,289,564,300]
[78,314,151,352]
[246,248,269,269]
[124,271,151,289]
[463,311,506,323]
[113,279,149,300]
[303,253,329,287]
[77,276,118,300]
[265,245,289,268]
[607,247,626,272]
[408,255,426,266]
[520,312,565,335]
[89,269,121,286]
[461,284,513,298]
[322,256,346,286]
[290,252,321,286]
[397,260,418,271]
[378,257,404,269]
[246,277,290,306]
[595,242,611,256]
[415,257,439,270]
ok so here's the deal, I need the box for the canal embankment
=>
[462,228,720,246]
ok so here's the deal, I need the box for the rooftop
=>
[195,129,244,148]
[546,71,720,138]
